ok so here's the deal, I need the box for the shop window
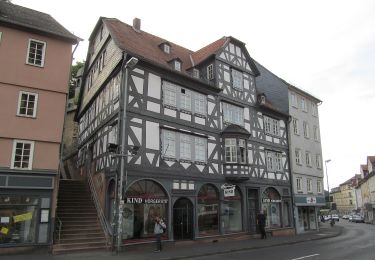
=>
[198,184,219,235]
[222,187,242,233]
[0,196,39,244]
[123,180,168,240]
[261,188,282,228]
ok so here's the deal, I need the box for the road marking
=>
[291,254,320,260]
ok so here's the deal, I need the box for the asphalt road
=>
[194,220,375,260]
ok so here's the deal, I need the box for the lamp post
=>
[116,56,138,254]
[325,159,331,209]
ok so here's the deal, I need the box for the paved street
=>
[195,221,375,260]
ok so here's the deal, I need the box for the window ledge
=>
[163,104,177,110]
[194,113,206,119]
[26,62,44,68]
[16,114,37,119]
[180,109,192,115]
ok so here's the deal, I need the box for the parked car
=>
[348,215,353,222]
[352,215,365,223]
[324,215,331,221]
[331,214,339,221]
[342,215,349,219]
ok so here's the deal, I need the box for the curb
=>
[159,227,343,260]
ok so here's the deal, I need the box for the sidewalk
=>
[3,223,342,260]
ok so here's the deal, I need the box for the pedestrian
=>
[257,210,267,239]
[154,216,166,252]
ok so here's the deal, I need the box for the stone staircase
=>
[53,180,108,254]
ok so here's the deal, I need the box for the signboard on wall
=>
[125,197,168,204]
[306,197,317,204]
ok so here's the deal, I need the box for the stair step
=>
[60,228,103,235]
[58,237,106,243]
[53,245,108,255]
[61,225,102,232]
[53,240,107,249]
[59,232,105,239]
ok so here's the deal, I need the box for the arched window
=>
[123,180,168,240]
[222,186,242,233]
[261,187,282,228]
[197,184,219,235]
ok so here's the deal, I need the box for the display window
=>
[123,180,168,240]
[261,188,282,228]
[0,196,39,244]
[197,184,219,235]
[222,186,242,233]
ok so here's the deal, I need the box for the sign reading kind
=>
[126,197,168,204]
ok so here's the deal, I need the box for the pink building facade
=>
[0,1,78,249]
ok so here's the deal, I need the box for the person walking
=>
[257,210,267,239]
[154,216,166,252]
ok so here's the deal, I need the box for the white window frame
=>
[307,179,312,193]
[180,88,191,111]
[180,134,192,160]
[264,116,280,136]
[295,149,302,165]
[231,68,243,90]
[303,121,310,139]
[193,68,200,78]
[317,180,322,194]
[225,138,237,163]
[164,44,170,54]
[296,177,302,192]
[292,117,299,135]
[266,151,283,172]
[194,92,206,115]
[162,130,176,158]
[11,140,35,170]
[163,81,177,107]
[313,125,320,141]
[291,92,298,108]
[301,97,307,112]
[316,154,322,169]
[305,151,312,167]
[223,103,244,125]
[207,64,214,80]
[17,91,38,118]
[26,39,46,67]
[174,60,181,71]
[311,102,318,116]
[194,137,207,162]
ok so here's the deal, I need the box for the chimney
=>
[133,18,141,32]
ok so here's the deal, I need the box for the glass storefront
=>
[123,180,168,240]
[222,187,242,233]
[261,188,282,228]
[198,184,219,236]
[0,196,39,245]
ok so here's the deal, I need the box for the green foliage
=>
[68,61,85,99]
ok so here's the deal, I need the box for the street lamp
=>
[115,56,138,254]
[325,159,331,210]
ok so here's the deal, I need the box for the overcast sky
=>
[14,0,375,190]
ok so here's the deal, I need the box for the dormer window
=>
[193,68,200,78]
[174,60,181,71]
[163,44,170,54]
[207,64,214,80]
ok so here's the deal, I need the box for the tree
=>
[68,61,84,99]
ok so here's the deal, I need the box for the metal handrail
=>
[55,216,62,242]
[87,168,112,245]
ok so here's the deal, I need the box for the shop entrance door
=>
[302,207,310,230]
[173,198,193,240]
[248,189,259,233]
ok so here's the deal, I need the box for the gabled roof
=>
[0,1,79,43]
[367,156,375,163]
[191,37,228,66]
[361,164,368,171]
[103,18,194,73]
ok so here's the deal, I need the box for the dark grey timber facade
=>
[75,18,294,245]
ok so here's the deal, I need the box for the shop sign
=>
[223,187,235,197]
[13,212,33,223]
[262,198,282,203]
[0,227,9,235]
[125,197,168,204]
[306,197,317,204]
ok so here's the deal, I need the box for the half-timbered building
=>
[74,17,294,246]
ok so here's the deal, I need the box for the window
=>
[303,121,310,138]
[194,92,206,115]
[193,69,200,78]
[231,69,243,90]
[207,64,214,80]
[292,117,299,135]
[317,180,322,193]
[305,152,312,167]
[11,140,34,170]
[163,81,207,115]
[307,179,312,193]
[225,138,237,163]
[316,154,322,169]
[162,129,207,163]
[163,44,170,54]
[264,116,280,136]
[223,103,244,125]
[266,151,283,172]
[17,91,38,118]
[163,82,177,107]
[174,61,181,71]
[180,134,192,160]
[26,39,46,67]
[312,103,318,116]
[296,177,302,192]
[162,130,176,158]
[239,139,246,163]
[180,88,191,111]
[290,92,298,107]
[313,125,320,141]
[295,149,302,165]
[301,97,307,112]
